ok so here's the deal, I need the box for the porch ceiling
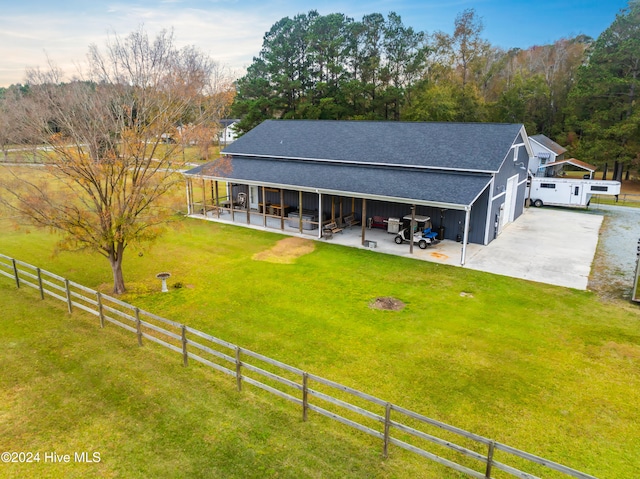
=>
[185,157,492,210]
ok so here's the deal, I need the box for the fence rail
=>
[0,252,599,479]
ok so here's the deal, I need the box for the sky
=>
[0,0,630,87]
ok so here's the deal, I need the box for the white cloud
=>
[0,3,278,86]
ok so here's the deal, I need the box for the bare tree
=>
[0,86,29,162]
[0,27,234,293]
[452,9,490,88]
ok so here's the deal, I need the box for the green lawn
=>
[1,217,639,478]
[0,281,436,479]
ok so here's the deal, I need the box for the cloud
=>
[0,2,277,86]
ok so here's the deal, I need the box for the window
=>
[591,185,608,192]
[540,183,555,189]
[574,186,579,196]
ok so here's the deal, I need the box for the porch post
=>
[318,192,323,239]
[214,180,220,218]
[484,180,494,245]
[262,186,267,227]
[460,208,471,265]
[281,189,285,230]
[361,198,367,246]
[409,205,416,255]
[185,179,192,215]
[298,191,303,233]
[201,178,206,215]
[246,186,250,224]
[230,182,235,222]
[331,196,335,222]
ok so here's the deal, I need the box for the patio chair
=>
[323,221,343,239]
[344,214,360,227]
[369,216,387,229]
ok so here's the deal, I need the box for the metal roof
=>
[185,157,492,209]
[530,134,567,156]
[544,158,597,172]
[222,120,524,173]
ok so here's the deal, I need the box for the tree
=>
[0,84,33,161]
[451,9,490,89]
[409,8,489,122]
[566,1,640,168]
[233,12,318,131]
[0,28,234,294]
[381,12,428,119]
[232,11,429,127]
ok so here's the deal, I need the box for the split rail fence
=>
[0,253,599,479]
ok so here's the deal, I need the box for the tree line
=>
[232,3,640,172]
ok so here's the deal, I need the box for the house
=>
[183,120,532,265]
[528,134,567,177]
[218,119,240,146]
[529,133,601,178]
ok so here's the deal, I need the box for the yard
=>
[1,200,639,477]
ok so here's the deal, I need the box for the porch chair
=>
[323,221,343,239]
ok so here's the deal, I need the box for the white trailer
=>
[527,177,621,208]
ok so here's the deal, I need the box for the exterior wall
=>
[229,185,492,244]
[225,136,532,247]
[529,138,565,177]
[218,122,239,145]
[487,139,529,241]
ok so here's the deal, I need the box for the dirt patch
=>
[253,237,315,264]
[369,296,405,311]
[430,252,449,260]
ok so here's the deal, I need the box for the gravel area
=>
[587,204,640,300]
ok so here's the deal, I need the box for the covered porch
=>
[184,175,481,265]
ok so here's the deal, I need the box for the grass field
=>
[1,213,639,478]
[1,281,435,479]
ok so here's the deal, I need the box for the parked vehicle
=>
[393,215,440,249]
[394,228,431,249]
[527,177,621,208]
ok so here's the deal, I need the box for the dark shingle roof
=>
[222,120,523,173]
[186,157,492,208]
[530,134,567,155]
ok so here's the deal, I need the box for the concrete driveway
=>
[463,207,603,290]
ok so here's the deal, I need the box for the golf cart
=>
[394,215,439,249]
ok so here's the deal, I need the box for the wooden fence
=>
[591,193,640,205]
[0,253,599,479]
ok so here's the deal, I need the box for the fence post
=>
[235,347,242,391]
[485,440,495,479]
[135,308,142,346]
[302,372,309,421]
[64,279,72,314]
[12,259,19,288]
[96,292,104,328]
[36,268,44,300]
[383,402,392,458]
[181,325,188,367]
